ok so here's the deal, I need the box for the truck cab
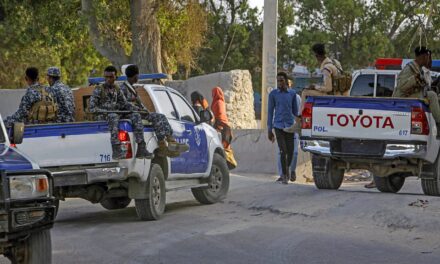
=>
[349,69,399,97]
[0,117,55,264]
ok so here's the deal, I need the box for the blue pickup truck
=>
[0,118,55,263]
[15,84,229,221]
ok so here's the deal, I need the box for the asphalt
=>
[2,173,440,264]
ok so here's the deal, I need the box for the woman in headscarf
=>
[190,91,213,124]
[211,86,237,169]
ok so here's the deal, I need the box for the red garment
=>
[211,87,229,125]
[211,87,232,149]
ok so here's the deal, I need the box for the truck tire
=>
[8,229,52,264]
[311,154,344,190]
[100,197,132,210]
[374,173,405,193]
[135,164,166,221]
[421,155,440,196]
[421,178,440,196]
[191,153,230,204]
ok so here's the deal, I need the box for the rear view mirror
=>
[11,122,24,145]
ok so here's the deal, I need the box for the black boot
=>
[112,144,124,160]
[136,141,154,159]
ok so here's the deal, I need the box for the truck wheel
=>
[8,229,52,264]
[421,178,440,196]
[374,173,405,193]
[100,197,132,210]
[311,154,344,190]
[191,153,230,204]
[421,152,440,196]
[135,164,166,220]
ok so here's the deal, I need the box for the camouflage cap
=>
[47,67,61,77]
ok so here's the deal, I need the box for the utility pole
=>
[261,0,278,129]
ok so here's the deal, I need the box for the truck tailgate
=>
[309,96,428,141]
[17,121,153,167]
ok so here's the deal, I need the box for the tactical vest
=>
[28,86,58,123]
[324,59,352,95]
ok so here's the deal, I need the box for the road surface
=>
[2,173,440,263]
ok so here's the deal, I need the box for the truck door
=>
[169,92,209,174]
[153,90,187,174]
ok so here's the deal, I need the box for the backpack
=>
[325,59,352,94]
[28,86,58,123]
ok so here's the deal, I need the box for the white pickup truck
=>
[14,84,229,221]
[301,75,440,195]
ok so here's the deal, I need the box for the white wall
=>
[0,89,26,118]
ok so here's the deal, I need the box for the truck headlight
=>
[9,175,49,199]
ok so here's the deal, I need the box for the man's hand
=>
[268,130,275,143]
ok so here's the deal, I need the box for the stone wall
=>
[166,70,257,129]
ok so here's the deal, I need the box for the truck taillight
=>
[118,130,133,159]
[411,106,429,135]
[302,102,313,129]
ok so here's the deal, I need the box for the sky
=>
[249,0,263,10]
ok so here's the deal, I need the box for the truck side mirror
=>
[10,122,24,145]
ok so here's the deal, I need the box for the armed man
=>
[120,64,189,156]
[46,67,75,122]
[6,67,58,127]
[393,46,440,137]
[89,65,153,160]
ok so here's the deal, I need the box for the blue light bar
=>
[88,73,168,85]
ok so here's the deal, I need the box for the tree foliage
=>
[0,0,207,88]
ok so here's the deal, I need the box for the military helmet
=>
[47,67,61,77]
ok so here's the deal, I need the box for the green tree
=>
[195,0,262,90]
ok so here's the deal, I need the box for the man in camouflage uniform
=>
[6,67,56,127]
[46,67,75,122]
[89,66,153,160]
[121,64,189,156]
[393,46,440,137]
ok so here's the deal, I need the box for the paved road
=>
[2,174,440,263]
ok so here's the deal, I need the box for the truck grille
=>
[330,139,385,157]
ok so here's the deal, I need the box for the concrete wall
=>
[231,129,312,182]
[0,89,26,117]
[166,70,257,129]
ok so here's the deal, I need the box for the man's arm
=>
[291,91,298,117]
[267,91,275,131]
[116,88,134,111]
[89,88,104,112]
[314,67,333,93]
[396,67,424,97]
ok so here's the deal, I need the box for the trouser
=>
[107,113,144,145]
[144,112,173,141]
[274,128,295,176]
[426,91,440,123]
[277,133,299,177]
[300,89,328,112]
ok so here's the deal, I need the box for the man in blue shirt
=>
[268,72,299,184]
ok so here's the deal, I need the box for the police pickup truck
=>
[0,117,55,263]
[301,62,440,195]
[15,78,229,221]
